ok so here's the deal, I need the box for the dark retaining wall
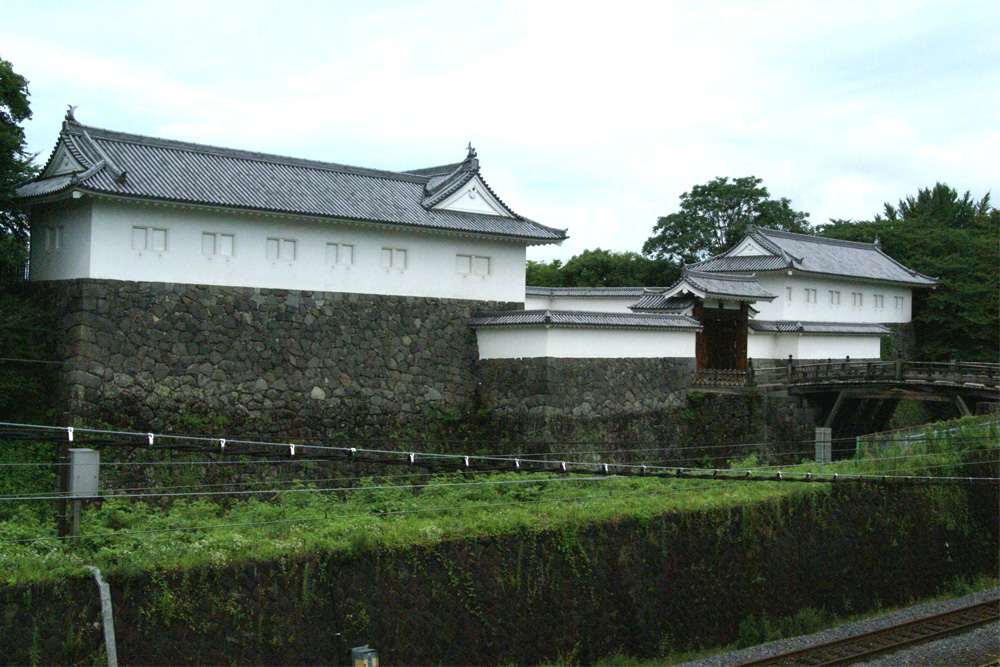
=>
[32,279,516,439]
[476,356,817,461]
[32,280,817,459]
[3,484,996,666]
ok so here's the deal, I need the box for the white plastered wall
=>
[749,332,882,360]
[29,198,93,280]
[476,326,696,359]
[32,197,528,302]
[524,295,638,313]
[754,273,912,324]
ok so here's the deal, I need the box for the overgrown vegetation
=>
[1,415,994,585]
[0,472,807,584]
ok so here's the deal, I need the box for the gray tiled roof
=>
[629,295,695,312]
[691,227,937,286]
[470,309,701,330]
[18,120,567,244]
[749,320,890,335]
[525,286,652,298]
[691,255,787,272]
[677,270,777,301]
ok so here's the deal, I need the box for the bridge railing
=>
[751,359,1000,388]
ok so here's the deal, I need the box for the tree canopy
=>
[818,184,998,363]
[642,176,810,265]
[1,57,35,242]
[1,57,37,284]
[0,58,50,421]
[526,248,679,288]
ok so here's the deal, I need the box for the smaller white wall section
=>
[796,335,881,360]
[749,333,881,361]
[30,198,92,280]
[754,273,912,324]
[476,326,696,359]
[33,198,528,302]
[524,295,637,313]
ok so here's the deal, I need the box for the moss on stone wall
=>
[2,483,995,666]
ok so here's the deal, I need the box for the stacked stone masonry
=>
[33,279,513,438]
[33,280,817,457]
[479,357,696,418]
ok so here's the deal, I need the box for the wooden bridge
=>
[693,359,1000,446]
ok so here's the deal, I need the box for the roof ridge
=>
[525,285,652,294]
[754,319,889,327]
[404,161,466,177]
[63,123,431,184]
[757,226,881,250]
[685,268,760,282]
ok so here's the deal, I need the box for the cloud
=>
[4,0,997,262]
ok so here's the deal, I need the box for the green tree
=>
[1,57,35,244]
[527,248,679,287]
[1,58,36,283]
[0,58,50,421]
[818,184,998,362]
[643,176,810,264]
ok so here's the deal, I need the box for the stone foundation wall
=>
[478,357,696,418]
[476,357,817,460]
[33,279,515,439]
[32,279,816,458]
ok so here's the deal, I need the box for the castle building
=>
[511,228,937,366]
[21,110,566,302]
[16,112,935,439]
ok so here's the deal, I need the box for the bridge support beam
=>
[824,391,847,428]
[954,395,972,417]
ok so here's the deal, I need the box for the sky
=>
[3,0,997,261]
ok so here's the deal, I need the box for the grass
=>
[0,414,994,585]
[0,472,814,583]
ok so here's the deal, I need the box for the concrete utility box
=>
[68,448,100,498]
[352,645,378,667]
[814,427,832,465]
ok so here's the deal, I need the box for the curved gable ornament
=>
[433,176,512,217]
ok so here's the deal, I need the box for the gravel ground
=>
[678,587,999,667]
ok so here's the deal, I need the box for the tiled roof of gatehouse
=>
[691,227,937,286]
[18,117,567,244]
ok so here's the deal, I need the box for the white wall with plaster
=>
[476,326,696,359]
[524,295,638,313]
[30,197,527,302]
[754,273,912,324]
[749,332,881,361]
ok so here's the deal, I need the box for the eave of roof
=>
[661,269,777,302]
[629,295,695,312]
[525,286,653,298]
[749,320,891,336]
[470,309,702,331]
